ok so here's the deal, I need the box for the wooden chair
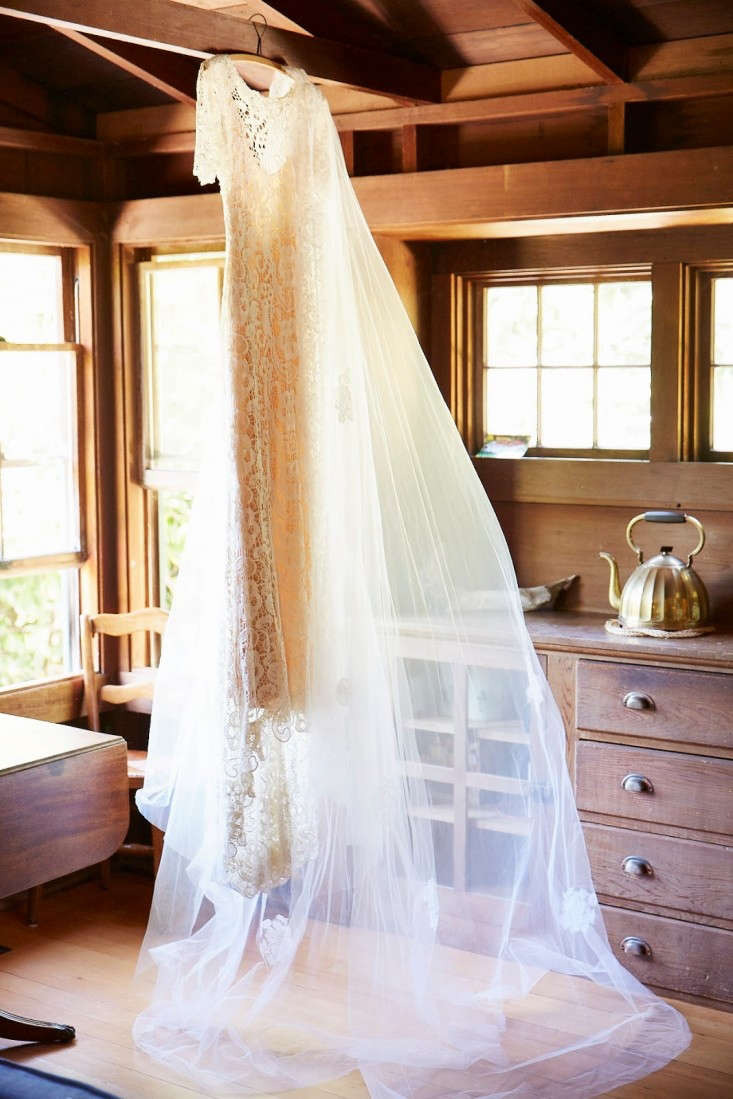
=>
[80,608,168,876]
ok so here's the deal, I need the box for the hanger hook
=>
[248,12,268,57]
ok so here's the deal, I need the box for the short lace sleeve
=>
[194,60,224,186]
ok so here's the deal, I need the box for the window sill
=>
[473,456,733,509]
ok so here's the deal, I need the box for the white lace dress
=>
[133,56,690,1099]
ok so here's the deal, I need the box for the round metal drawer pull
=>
[622,855,654,877]
[623,691,656,712]
[621,936,653,959]
[621,773,654,794]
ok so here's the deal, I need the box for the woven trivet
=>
[605,618,715,639]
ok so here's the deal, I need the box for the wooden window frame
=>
[433,227,733,509]
[138,252,224,489]
[118,242,224,669]
[692,266,733,463]
[476,270,653,460]
[0,241,105,715]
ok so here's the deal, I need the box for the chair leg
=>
[99,858,112,890]
[152,827,164,875]
[26,885,42,927]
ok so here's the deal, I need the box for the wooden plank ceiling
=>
[2,0,733,122]
[2,0,733,230]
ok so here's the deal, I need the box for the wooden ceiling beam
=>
[334,71,733,131]
[354,145,733,238]
[0,0,441,103]
[101,72,733,157]
[52,27,199,105]
[261,0,417,59]
[0,64,52,125]
[109,144,733,244]
[0,61,92,135]
[0,122,101,155]
[513,0,628,84]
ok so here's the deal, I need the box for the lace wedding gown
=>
[134,55,690,1098]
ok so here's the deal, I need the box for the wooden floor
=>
[0,875,730,1099]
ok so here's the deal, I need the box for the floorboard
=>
[0,876,729,1099]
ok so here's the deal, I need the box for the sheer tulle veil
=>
[133,56,690,1098]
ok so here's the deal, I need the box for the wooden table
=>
[0,714,128,1043]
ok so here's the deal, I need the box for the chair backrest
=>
[80,608,169,731]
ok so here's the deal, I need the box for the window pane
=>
[485,286,537,367]
[0,349,77,560]
[713,278,733,364]
[485,368,537,444]
[712,366,733,451]
[597,281,651,365]
[146,265,221,469]
[0,569,77,687]
[597,367,650,449]
[540,368,593,447]
[1,463,74,559]
[540,284,594,366]
[158,489,193,609]
[0,350,75,461]
[0,253,63,342]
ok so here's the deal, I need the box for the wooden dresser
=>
[528,612,733,1010]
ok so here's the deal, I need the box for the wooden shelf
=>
[471,720,530,745]
[401,759,528,795]
[407,717,529,744]
[405,717,454,734]
[410,804,529,836]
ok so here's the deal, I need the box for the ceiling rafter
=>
[0,121,100,154]
[52,27,198,105]
[260,0,419,59]
[0,62,52,124]
[0,0,441,103]
[99,71,733,157]
[513,0,628,84]
[0,58,92,133]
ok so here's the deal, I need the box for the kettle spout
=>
[599,551,622,611]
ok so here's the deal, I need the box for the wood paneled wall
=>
[494,502,733,622]
[374,236,432,353]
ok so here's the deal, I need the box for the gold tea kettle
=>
[599,510,709,631]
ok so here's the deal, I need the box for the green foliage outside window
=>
[158,490,193,610]
[0,571,66,687]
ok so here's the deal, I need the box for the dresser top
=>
[0,713,125,776]
[527,611,733,669]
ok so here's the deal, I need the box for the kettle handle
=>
[626,511,705,567]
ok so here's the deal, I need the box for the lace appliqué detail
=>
[559,887,597,933]
[230,84,290,176]
[258,914,291,967]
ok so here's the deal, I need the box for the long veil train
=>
[133,56,690,1098]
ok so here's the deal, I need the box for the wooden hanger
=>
[225,14,291,92]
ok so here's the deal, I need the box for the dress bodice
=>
[194,55,330,190]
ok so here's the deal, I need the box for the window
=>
[481,278,652,456]
[0,248,83,687]
[139,251,223,606]
[710,276,733,454]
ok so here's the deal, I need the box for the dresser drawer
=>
[576,741,733,835]
[584,822,733,922]
[576,660,733,749]
[602,905,733,1003]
